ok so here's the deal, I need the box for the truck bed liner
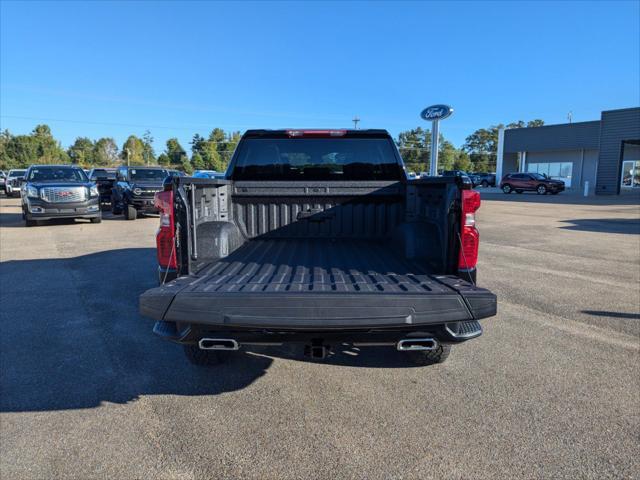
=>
[191,239,451,294]
[140,239,496,329]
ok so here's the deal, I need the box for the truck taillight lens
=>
[458,189,481,270]
[154,190,177,269]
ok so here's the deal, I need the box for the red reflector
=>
[154,190,177,269]
[458,225,479,269]
[286,129,347,137]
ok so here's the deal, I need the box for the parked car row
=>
[405,170,496,188]
[6,164,215,226]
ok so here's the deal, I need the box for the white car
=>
[5,169,27,197]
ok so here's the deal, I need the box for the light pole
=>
[352,116,360,129]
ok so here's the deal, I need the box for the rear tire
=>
[111,196,123,215]
[537,184,547,195]
[183,344,229,366]
[408,344,451,366]
[125,205,137,220]
[502,184,512,194]
[481,180,489,188]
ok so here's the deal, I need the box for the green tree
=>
[3,134,38,168]
[142,130,155,165]
[0,124,68,168]
[165,138,187,167]
[31,124,68,164]
[191,152,205,170]
[93,138,119,166]
[180,156,194,174]
[157,153,170,167]
[396,127,430,173]
[527,119,545,128]
[121,135,145,166]
[202,140,223,171]
[452,150,472,171]
[221,131,241,170]
[68,137,95,166]
[463,119,545,172]
[208,128,228,172]
[438,138,458,172]
[0,130,14,169]
[190,133,206,156]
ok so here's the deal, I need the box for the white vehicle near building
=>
[5,169,27,197]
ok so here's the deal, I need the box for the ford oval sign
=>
[420,104,453,121]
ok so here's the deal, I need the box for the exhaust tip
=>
[198,338,239,351]
[397,338,438,351]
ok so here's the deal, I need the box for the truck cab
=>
[140,129,496,366]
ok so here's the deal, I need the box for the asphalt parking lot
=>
[1,193,639,479]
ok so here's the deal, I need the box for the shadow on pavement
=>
[0,211,25,227]
[0,247,424,413]
[0,248,273,413]
[582,310,640,320]
[559,218,640,235]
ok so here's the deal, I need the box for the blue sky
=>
[1,0,639,153]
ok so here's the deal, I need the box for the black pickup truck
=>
[139,129,497,366]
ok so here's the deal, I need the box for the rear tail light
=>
[154,190,177,269]
[458,189,481,271]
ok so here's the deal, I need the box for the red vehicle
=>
[499,172,565,195]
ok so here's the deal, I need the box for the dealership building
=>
[496,107,640,195]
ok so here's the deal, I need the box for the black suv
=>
[111,166,168,220]
[21,165,101,226]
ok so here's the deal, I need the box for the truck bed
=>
[140,238,496,329]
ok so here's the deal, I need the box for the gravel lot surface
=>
[1,192,638,479]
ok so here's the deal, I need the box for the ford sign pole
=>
[420,105,453,177]
[430,120,440,177]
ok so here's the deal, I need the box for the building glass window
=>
[527,162,573,187]
[621,160,640,188]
